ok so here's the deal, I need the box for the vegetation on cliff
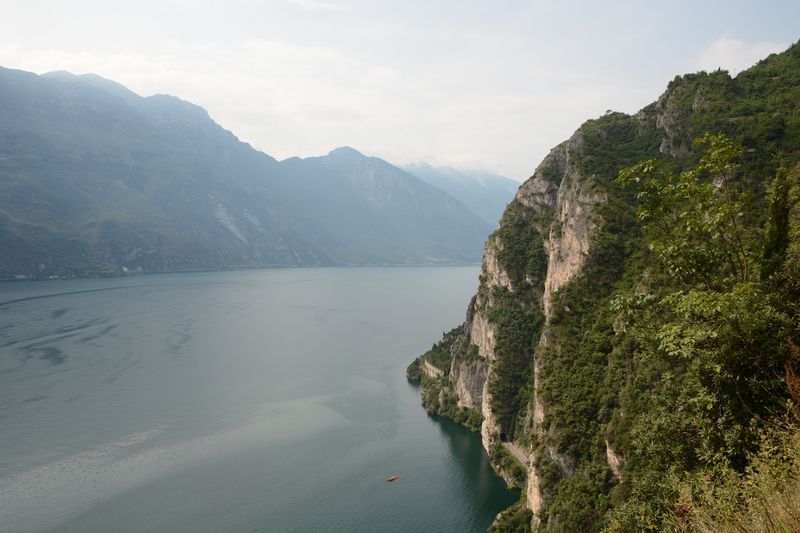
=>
[486,199,548,439]
[412,42,800,532]
[407,325,485,432]
[544,45,800,531]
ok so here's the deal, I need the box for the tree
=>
[616,134,756,289]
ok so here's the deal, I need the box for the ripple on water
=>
[33,347,67,366]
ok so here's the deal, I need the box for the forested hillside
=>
[410,42,800,532]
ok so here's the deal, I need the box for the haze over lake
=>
[0,267,517,533]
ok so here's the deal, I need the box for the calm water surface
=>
[0,267,517,532]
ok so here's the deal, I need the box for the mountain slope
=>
[409,42,800,532]
[403,162,519,226]
[0,67,491,278]
[281,148,493,264]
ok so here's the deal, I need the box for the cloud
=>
[690,36,788,75]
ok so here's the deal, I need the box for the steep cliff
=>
[411,42,800,531]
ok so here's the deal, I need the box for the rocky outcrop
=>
[469,240,505,451]
[532,134,605,316]
[470,309,498,361]
[451,357,487,409]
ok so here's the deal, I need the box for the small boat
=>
[386,475,400,482]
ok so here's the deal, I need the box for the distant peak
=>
[42,70,141,99]
[41,70,76,79]
[328,146,365,158]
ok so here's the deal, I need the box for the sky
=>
[0,1,798,180]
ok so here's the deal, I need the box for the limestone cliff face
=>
[471,236,509,451]
[442,127,606,503]
[420,84,681,529]
[520,130,605,519]
[525,133,606,317]
[443,117,644,525]
[450,298,489,410]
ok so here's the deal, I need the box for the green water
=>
[0,267,517,532]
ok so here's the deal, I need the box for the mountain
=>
[403,162,519,226]
[278,147,492,264]
[409,42,800,531]
[0,67,492,279]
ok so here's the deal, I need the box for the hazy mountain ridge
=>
[0,67,491,279]
[403,162,520,227]
[281,148,492,264]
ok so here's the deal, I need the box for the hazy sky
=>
[1,1,798,179]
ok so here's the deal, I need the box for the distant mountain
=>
[280,148,492,265]
[0,67,492,279]
[403,163,519,226]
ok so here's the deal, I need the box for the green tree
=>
[607,136,798,530]
[616,134,757,289]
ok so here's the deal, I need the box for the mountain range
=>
[403,163,520,227]
[0,67,516,279]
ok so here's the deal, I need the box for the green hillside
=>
[412,41,800,532]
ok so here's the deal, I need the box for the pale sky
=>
[0,1,798,179]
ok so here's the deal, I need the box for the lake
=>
[0,267,517,532]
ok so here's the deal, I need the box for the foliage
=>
[413,325,484,432]
[484,197,549,437]
[405,358,422,382]
[495,199,549,286]
[652,285,790,467]
[575,110,662,180]
[421,343,453,375]
[761,163,794,279]
[488,286,543,437]
[540,461,616,533]
[664,43,800,178]
[490,502,533,533]
[604,134,800,530]
[672,421,800,533]
[489,441,528,487]
[616,134,758,288]
[419,374,444,413]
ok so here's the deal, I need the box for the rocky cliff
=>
[410,42,800,532]
[446,117,636,520]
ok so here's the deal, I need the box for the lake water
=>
[0,267,517,532]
